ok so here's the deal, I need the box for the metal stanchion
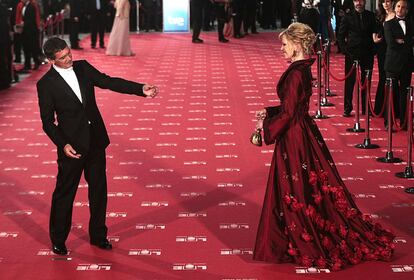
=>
[55,12,60,36]
[10,32,17,84]
[60,11,65,38]
[136,0,140,33]
[347,60,365,132]
[321,39,334,107]
[46,15,53,37]
[397,86,414,178]
[377,78,402,163]
[324,39,337,97]
[356,70,379,149]
[314,49,329,119]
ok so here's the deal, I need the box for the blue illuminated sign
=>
[163,0,190,32]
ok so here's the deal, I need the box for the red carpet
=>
[0,32,413,279]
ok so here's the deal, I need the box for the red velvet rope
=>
[391,87,408,131]
[325,62,356,82]
[367,81,387,118]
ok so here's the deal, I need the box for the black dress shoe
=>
[219,38,229,43]
[91,239,112,250]
[100,45,105,49]
[343,111,351,117]
[192,38,203,43]
[52,244,68,255]
[72,46,83,50]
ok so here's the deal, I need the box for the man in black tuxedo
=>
[384,0,413,128]
[86,0,109,48]
[338,0,376,117]
[37,37,158,255]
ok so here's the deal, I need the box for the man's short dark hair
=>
[43,37,68,60]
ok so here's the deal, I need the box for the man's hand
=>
[143,84,159,98]
[63,144,81,159]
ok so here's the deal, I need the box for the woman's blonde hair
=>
[278,23,316,55]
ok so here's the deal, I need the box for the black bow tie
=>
[398,18,406,22]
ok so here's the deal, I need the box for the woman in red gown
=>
[253,22,395,271]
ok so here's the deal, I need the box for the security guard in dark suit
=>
[338,0,376,117]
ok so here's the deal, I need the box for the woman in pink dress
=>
[253,23,395,271]
[106,0,134,56]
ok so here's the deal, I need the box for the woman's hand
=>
[255,109,266,130]
[255,109,267,120]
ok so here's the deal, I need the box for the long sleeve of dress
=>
[263,70,304,145]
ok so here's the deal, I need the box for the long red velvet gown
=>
[253,58,395,271]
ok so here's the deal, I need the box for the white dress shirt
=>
[397,17,406,35]
[53,65,83,103]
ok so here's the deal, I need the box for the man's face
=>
[395,0,408,18]
[50,47,73,69]
[353,0,366,12]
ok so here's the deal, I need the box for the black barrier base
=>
[326,90,337,97]
[346,123,365,133]
[321,99,334,107]
[355,138,379,149]
[313,110,329,119]
[396,166,414,178]
[405,187,414,194]
[377,152,402,163]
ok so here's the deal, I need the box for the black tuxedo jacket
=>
[22,2,37,33]
[86,0,109,14]
[384,17,414,75]
[37,60,145,154]
[338,9,376,60]
[69,0,83,18]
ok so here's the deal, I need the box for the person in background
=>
[373,0,395,120]
[384,0,413,129]
[191,0,204,43]
[298,0,320,34]
[338,0,376,117]
[332,0,353,53]
[106,0,133,56]
[0,1,13,89]
[214,0,230,43]
[244,0,258,34]
[69,0,83,50]
[87,0,109,49]
[16,0,41,71]
[232,0,246,38]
